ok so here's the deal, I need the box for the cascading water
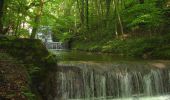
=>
[54,61,170,100]
[46,42,67,50]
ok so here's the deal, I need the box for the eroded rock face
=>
[51,61,170,100]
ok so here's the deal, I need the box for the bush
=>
[72,34,170,59]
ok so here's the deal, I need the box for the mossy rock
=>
[0,37,57,70]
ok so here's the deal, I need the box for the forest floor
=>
[0,49,34,100]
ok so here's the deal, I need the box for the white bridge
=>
[45,42,67,50]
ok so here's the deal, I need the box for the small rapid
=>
[53,61,170,100]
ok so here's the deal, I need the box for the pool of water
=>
[52,50,147,61]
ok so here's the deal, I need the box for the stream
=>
[51,50,170,100]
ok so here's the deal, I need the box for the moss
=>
[0,37,58,99]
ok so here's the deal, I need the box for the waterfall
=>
[55,62,170,100]
[46,42,67,50]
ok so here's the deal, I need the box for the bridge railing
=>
[45,42,67,50]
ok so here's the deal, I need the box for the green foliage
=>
[1,0,170,60]
[18,29,30,37]
[73,34,170,59]
[1,0,169,41]
[27,64,41,75]
[21,86,35,100]
[52,16,76,42]
[122,3,163,31]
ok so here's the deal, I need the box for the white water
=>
[46,42,66,50]
[55,61,170,100]
[68,95,170,100]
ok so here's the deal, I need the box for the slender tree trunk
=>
[0,0,3,15]
[14,8,21,36]
[99,0,104,17]
[94,0,100,16]
[77,0,85,29]
[115,23,118,38]
[106,0,111,17]
[30,15,41,39]
[76,0,82,24]
[105,0,111,27]
[30,0,44,39]
[113,0,124,36]
[0,0,4,34]
[81,0,85,26]
[85,0,89,29]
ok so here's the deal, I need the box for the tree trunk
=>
[85,0,89,29]
[81,0,85,26]
[30,15,41,39]
[139,0,144,4]
[14,7,21,36]
[105,0,111,27]
[113,0,124,36]
[30,0,44,39]
[0,0,4,34]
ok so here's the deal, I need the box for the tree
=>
[85,0,89,29]
[30,0,44,39]
[0,0,4,34]
[0,0,167,41]
[139,0,144,4]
